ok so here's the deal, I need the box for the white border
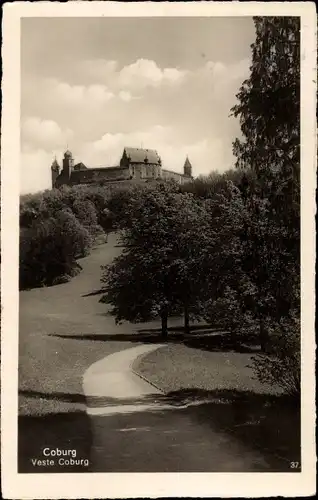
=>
[1,2,316,498]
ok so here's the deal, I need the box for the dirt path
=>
[83,344,164,408]
[83,345,273,472]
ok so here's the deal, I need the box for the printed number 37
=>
[290,462,300,469]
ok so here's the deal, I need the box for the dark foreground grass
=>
[90,403,275,472]
[134,345,301,470]
[18,411,94,473]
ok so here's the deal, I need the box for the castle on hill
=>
[51,147,193,188]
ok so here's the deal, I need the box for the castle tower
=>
[51,157,60,188]
[62,149,74,180]
[183,156,193,178]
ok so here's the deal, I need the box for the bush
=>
[250,313,300,398]
[71,199,100,236]
[105,183,151,230]
[54,209,93,259]
[204,287,258,343]
[19,211,92,289]
[67,262,83,277]
[52,274,71,286]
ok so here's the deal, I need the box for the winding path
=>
[83,345,272,472]
[83,344,166,415]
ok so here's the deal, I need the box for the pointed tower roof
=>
[184,156,192,168]
[51,157,60,169]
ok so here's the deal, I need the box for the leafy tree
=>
[200,182,252,341]
[40,188,66,218]
[204,286,257,346]
[101,182,214,338]
[105,183,148,230]
[20,209,92,289]
[230,16,300,352]
[181,169,246,199]
[231,16,300,261]
[71,198,100,236]
[232,17,300,182]
[54,209,93,259]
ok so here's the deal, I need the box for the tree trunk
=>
[161,310,168,340]
[259,318,269,352]
[184,304,190,336]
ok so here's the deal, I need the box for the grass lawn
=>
[133,343,282,394]
[133,343,301,469]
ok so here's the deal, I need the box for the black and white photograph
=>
[1,2,316,499]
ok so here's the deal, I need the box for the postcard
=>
[1,1,316,498]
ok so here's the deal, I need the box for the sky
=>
[21,17,256,194]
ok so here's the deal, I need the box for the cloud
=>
[73,57,188,91]
[53,80,115,106]
[20,148,54,194]
[80,125,174,164]
[118,59,187,90]
[22,117,73,150]
[118,90,133,102]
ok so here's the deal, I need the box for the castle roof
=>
[74,162,88,171]
[124,147,161,164]
[184,156,192,168]
[64,149,73,158]
[51,158,60,168]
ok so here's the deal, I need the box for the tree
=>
[100,245,174,338]
[105,183,147,230]
[20,209,92,289]
[230,17,300,355]
[201,182,255,343]
[232,17,300,182]
[71,198,100,236]
[204,286,256,346]
[181,169,246,199]
[101,182,214,338]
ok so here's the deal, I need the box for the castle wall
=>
[162,169,189,184]
[69,166,130,185]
